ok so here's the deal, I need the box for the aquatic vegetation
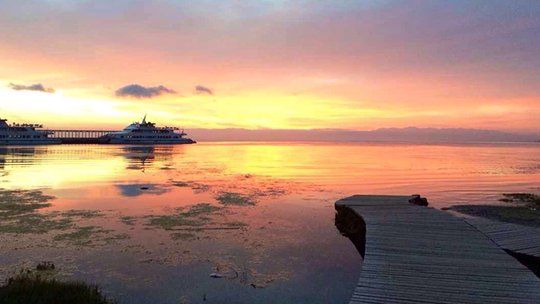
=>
[0,189,74,234]
[215,192,256,206]
[252,186,288,198]
[450,205,540,227]
[224,221,248,227]
[171,180,189,187]
[0,271,114,304]
[146,215,207,230]
[170,232,196,240]
[145,203,221,231]
[183,203,221,216]
[170,180,211,193]
[0,189,112,236]
[500,193,540,207]
[53,226,129,246]
[59,210,103,218]
[0,214,72,234]
[119,216,136,225]
[0,189,54,218]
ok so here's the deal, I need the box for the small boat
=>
[0,118,61,145]
[104,116,196,144]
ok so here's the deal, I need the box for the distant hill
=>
[188,127,539,143]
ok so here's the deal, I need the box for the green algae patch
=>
[171,181,189,187]
[450,205,540,227]
[500,193,540,207]
[0,214,72,234]
[0,189,54,218]
[145,203,221,230]
[215,192,255,206]
[450,192,540,226]
[170,180,211,193]
[224,221,249,228]
[146,215,207,230]
[53,226,129,246]
[0,189,73,234]
[183,203,221,216]
[0,271,115,304]
[60,210,103,219]
[119,216,136,226]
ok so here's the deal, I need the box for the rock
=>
[209,273,223,278]
[409,194,429,206]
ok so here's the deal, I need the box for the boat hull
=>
[106,138,196,145]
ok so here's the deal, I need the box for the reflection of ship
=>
[121,145,176,171]
[0,118,61,145]
[104,116,196,145]
[122,146,155,171]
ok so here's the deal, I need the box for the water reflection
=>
[122,146,156,171]
[1,142,540,303]
[116,183,171,197]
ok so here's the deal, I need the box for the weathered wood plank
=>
[464,217,540,258]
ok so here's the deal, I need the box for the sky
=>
[0,0,539,133]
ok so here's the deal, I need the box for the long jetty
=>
[48,129,115,144]
[335,195,540,304]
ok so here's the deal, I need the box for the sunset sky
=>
[0,0,539,133]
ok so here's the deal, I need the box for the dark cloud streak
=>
[115,84,176,98]
[9,83,55,93]
[195,85,213,95]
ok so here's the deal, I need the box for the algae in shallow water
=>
[145,203,220,230]
[500,193,540,207]
[215,192,255,206]
[53,226,129,246]
[224,221,249,227]
[183,203,222,216]
[170,180,211,193]
[119,216,136,226]
[59,210,103,218]
[0,189,54,218]
[0,214,72,234]
[450,205,540,227]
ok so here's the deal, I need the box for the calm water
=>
[1,142,540,303]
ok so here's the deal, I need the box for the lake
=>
[1,142,540,303]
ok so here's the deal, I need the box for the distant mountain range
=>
[188,127,539,143]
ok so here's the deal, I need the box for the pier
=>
[48,129,115,144]
[336,195,540,304]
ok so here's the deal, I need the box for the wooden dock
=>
[465,218,540,258]
[336,195,540,304]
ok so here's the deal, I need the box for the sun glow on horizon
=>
[0,1,539,133]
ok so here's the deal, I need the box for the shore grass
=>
[0,272,114,304]
[449,193,540,227]
[499,193,540,207]
[450,205,540,227]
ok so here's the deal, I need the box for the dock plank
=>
[464,217,540,258]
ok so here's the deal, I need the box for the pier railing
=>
[48,130,115,139]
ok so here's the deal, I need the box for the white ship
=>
[104,116,196,144]
[0,118,61,145]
